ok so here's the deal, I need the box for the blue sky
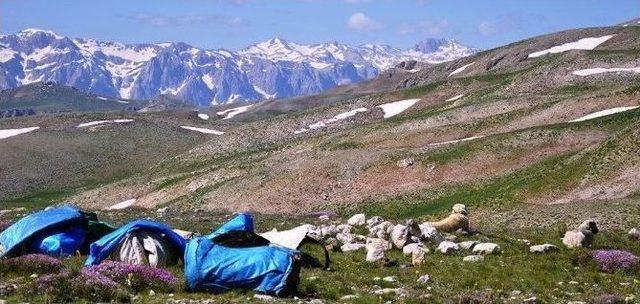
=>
[1,0,638,50]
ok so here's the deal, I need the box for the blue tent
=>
[0,206,87,258]
[85,219,187,266]
[184,213,301,296]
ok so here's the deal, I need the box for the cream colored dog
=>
[423,203,469,233]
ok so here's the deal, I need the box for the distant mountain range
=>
[0,29,476,106]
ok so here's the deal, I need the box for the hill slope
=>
[0,23,638,225]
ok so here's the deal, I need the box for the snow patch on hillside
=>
[180,126,224,135]
[216,105,253,120]
[77,119,133,128]
[429,136,484,146]
[197,113,210,120]
[572,67,640,76]
[448,63,474,77]
[108,199,136,210]
[295,108,368,133]
[0,127,40,139]
[569,106,639,122]
[377,99,421,118]
[445,94,465,102]
[528,35,614,58]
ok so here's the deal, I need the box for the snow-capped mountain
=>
[0,29,476,106]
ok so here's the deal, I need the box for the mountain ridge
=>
[0,29,475,106]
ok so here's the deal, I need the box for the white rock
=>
[390,224,410,249]
[148,290,155,296]
[348,213,366,226]
[437,241,459,254]
[412,248,427,266]
[321,225,339,238]
[340,295,360,300]
[529,244,558,253]
[366,216,384,227]
[369,221,394,239]
[336,224,353,234]
[341,243,366,252]
[336,233,355,245]
[419,224,444,244]
[318,215,330,222]
[373,288,406,295]
[463,255,485,262]
[458,240,478,251]
[417,274,430,284]
[472,243,501,255]
[366,238,391,262]
[402,243,428,255]
[382,276,396,282]
[628,228,639,240]
[253,294,275,301]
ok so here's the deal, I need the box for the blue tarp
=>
[185,213,299,296]
[0,206,86,258]
[206,213,254,239]
[85,219,187,266]
[31,224,87,257]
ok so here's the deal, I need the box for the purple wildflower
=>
[591,249,639,273]
[85,261,178,292]
[0,254,63,274]
[591,293,624,304]
[31,270,129,302]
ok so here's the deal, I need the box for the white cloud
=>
[347,12,382,32]
[478,20,497,36]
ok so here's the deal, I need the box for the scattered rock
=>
[336,233,355,245]
[390,224,410,249]
[437,241,459,254]
[529,244,558,253]
[463,255,485,262]
[341,243,366,252]
[472,243,501,255]
[369,221,394,239]
[336,224,352,234]
[458,240,478,251]
[373,288,406,295]
[402,243,428,255]
[366,238,391,262]
[418,225,444,244]
[628,228,639,240]
[149,289,156,296]
[339,295,360,300]
[318,215,330,222]
[523,296,538,303]
[348,214,366,226]
[382,276,396,282]
[397,157,415,168]
[417,274,430,284]
[412,248,427,266]
[253,294,275,301]
[366,216,384,227]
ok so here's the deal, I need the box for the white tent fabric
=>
[111,230,179,267]
[260,225,314,250]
